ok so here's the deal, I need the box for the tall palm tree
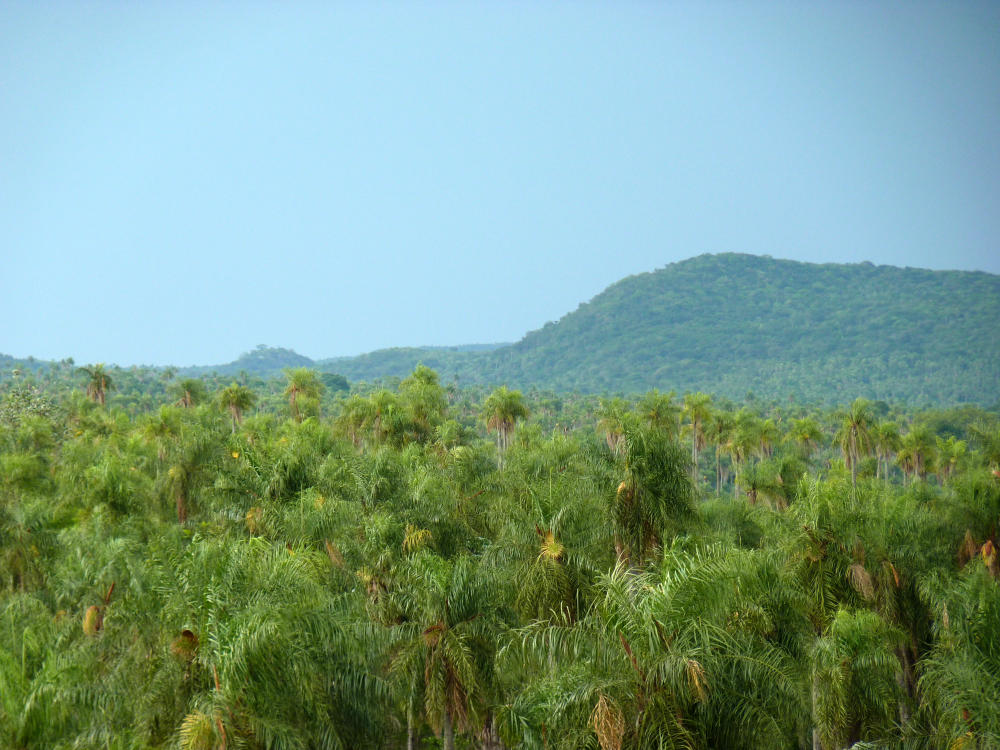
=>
[636,389,680,437]
[596,398,631,457]
[338,393,374,448]
[897,425,936,485]
[811,609,903,749]
[78,364,114,406]
[935,436,966,484]
[706,409,735,494]
[835,399,875,488]
[608,423,693,566]
[503,547,803,750]
[482,387,528,470]
[726,410,762,500]
[388,553,506,750]
[790,417,824,461]
[682,392,712,491]
[399,365,447,443]
[172,378,207,409]
[218,383,256,431]
[872,421,902,481]
[283,368,325,423]
[756,417,780,459]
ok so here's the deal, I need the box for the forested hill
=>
[5,255,997,404]
[321,254,1000,404]
[488,253,1000,403]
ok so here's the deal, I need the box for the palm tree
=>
[78,363,114,406]
[756,417,780,459]
[596,398,631,457]
[706,409,735,494]
[935,436,966,484]
[482,386,528,470]
[835,399,875,488]
[608,423,693,566]
[738,460,783,509]
[872,421,902,481]
[636,389,680,437]
[811,609,903,749]
[918,564,1000,747]
[338,393,374,448]
[172,378,207,408]
[503,547,803,749]
[897,424,936,485]
[790,417,824,461]
[682,392,712,491]
[218,383,256,431]
[388,553,506,750]
[726,410,762,500]
[400,365,447,443]
[283,368,325,422]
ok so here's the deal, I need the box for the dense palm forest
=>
[2,362,999,749]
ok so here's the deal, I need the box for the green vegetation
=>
[6,255,996,405]
[1,363,999,748]
[493,254,1000,403]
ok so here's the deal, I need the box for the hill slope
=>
[316,254,999,404]
[487,253,999,402]
[7,254,996,404]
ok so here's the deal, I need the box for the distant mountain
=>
[487,253,999,403]
[6,255,998,404]
[318,254,1000,404]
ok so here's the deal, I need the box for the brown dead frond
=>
[848,563,875,600]
[324,539,344,567]
[82,605,102,636]
[590,693,625,750]
[686,658,709,703]
[171,629,199,662]
[959,529,979,566]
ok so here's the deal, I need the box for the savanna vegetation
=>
[2,359,999,749]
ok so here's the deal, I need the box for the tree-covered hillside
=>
[492,254,1000,403]
[6,255,997,405]
[318,254,1000,405]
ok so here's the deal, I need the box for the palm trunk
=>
[480,712,505,750]
[406,702,416,750]
[811,673,822,750]
[176,488,187,524]
[442,709,455,750]
[691,429,699,488]
[894,646,912,727]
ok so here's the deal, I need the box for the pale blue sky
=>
[2,2,998,366]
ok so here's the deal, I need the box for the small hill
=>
[182,345,315,378]
[6,255,997,405]
[487,254,999,403]
[317,254,999,404]
[316,344,506,385]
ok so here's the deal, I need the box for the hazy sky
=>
[2,2,998,366]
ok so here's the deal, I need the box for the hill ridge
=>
[4,254,997,404]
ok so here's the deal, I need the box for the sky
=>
[2,1,998,366]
